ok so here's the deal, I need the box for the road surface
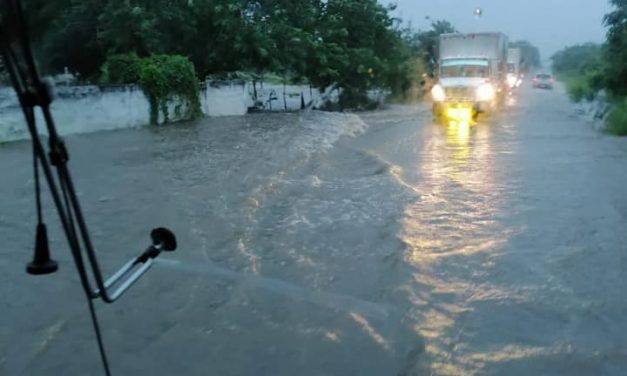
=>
[2,83,627,375]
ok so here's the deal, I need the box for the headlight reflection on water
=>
[445,107,473,123]
[403,119,502,264]
[399,116,516,374]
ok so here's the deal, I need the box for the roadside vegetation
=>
[25,0,453,112]
[552,43,603,102]
[21,1,543,118]
[605,99,627,135]
[102,54,202,125]
[552,0,627,135]
[26,1,539,113]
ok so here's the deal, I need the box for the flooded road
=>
[2,84,627,375]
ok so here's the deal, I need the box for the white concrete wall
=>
[0,81,335,142]
[0,87,27,142]
[0,85,153,142]
[204,81,249,116]
[0,83,251,142]
[250,83,319,111]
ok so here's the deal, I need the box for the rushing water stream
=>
[2,84,627,375]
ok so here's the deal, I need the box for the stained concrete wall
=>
[0,82,253,142]
[0,81,342,142]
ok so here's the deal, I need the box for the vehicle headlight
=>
[507,75,517,88]
[431,84,446,102]
[476,84,495,101]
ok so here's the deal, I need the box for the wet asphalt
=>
[1,83,627,375]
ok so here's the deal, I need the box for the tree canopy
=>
[551,1,627,134]
[26,0,411,101]
[21,1,542,107]
[603,0,627,97]
[553,0,627,100]
[551,43,602,76]
[403,20,456,76]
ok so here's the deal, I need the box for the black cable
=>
[27,97,112,373]
[3,4,176,375]
[32,113,42,223]
[86,296,112,376]
[59,167,79,255]
[23,89,112,375]
[55,144,112,375]
[12,42,111,370]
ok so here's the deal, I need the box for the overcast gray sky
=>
[390,0,612,61]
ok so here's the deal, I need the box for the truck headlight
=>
[507,75,517,88]
[476,84,495,101]
[431,84,446,102]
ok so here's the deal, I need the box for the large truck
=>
[507,47,523,89]
[431,32,509,121]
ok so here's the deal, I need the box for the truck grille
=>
[445,86,475,101]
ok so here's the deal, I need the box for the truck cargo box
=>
[439,33,508,63]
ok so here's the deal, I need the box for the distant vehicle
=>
[431,32,509,121]
[532,73,555,89]
[507,48,523,89]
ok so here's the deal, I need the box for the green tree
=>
[100,53,142,84]
[603,0,627,97]
[35,0,105,80]
[253,0,320,79]
[399,20,456,77]
[98,1,160,56]
[186,0,277,77]
[137,55,202,125]
[551,43,602,76]
[302,0,411,107]
[414,20,456,75]
[24,0,440,108]
[551,43,603,102]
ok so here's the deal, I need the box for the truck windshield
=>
[440,64,489,78]
[507,63,516,73]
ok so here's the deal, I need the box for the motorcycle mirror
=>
[151,227,177,251]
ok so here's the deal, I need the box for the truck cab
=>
[431,33,508,121]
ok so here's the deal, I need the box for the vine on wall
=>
[102,54,202,125]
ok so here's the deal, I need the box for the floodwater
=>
[1,83,627,375]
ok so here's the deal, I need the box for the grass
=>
[605,98,627,136]
[558,73,596,102]
[557,72,627,136]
